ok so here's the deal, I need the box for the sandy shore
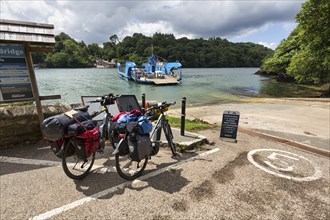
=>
[168,98,330,150]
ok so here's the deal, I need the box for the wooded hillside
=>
[260,0,329,85]
[33,32,272,68]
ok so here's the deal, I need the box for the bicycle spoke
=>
[115,153,148,181]
[123,159,132,169]
[62,142,95,180]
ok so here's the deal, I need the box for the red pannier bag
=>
[74,128,100,158]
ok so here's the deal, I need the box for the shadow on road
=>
[72,149,209,199]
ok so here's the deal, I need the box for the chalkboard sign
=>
[220,110,240,142]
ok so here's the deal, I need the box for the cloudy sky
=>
[1,0,306,49]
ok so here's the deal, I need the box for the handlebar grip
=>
[87,94,120,105]
[147,101,176,111]
[87,96,103,103]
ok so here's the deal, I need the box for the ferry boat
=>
[116,55,182,85]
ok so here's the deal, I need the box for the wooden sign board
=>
[0,45,34,102]
[220,110,240,143]
[0,19,56,126]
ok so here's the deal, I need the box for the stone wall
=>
[0,104,79,147]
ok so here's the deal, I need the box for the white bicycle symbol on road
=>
[247,149,322,182]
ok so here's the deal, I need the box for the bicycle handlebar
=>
[87,93,120,106]
[148,101,176,111]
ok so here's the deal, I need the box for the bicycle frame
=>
[98,107,110,147]
[89,100,116,152]
[149,113,164,140]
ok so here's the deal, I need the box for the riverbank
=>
[168,98,330,151]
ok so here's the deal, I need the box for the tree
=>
[260,0,330,84]
[88,43,102,58]
[109,34,120,45]
[36,32,272,69]
[261,28,301,75]
[45,32,94,68]
[288,0,330,84]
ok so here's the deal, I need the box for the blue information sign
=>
[0,45,34,102]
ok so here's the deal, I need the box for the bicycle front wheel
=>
[163,120,176,156]
[115,153,148,181]
[62,140,95,180]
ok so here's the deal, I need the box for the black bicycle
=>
[148,101,177,157]
[114,101,177,180]
[61,94,117,179]
[60,95,177,181]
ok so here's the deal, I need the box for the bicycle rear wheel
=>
[163,120,176,156]
[62,140,95,180]
[115,151,148,181]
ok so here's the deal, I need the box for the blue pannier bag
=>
[137,116,152,134]
[117,113,137,124]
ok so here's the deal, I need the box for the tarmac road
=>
[0,128,329,220]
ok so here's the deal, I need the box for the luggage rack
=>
[115,95,142,112]
[81,94,142,121]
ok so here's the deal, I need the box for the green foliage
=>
[43,32,95,68]
[36,31,272,69]
[287,48,321,84]
[261,27,301,75]
[115,33,272,67]
[261,0,330,84]
[88,43,102,58]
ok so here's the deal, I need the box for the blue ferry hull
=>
[116,55,182,85]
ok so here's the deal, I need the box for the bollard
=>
[142,93,146,114]
[181,97,186,136]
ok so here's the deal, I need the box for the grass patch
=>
[168,116,213,131]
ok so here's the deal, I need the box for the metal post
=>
[142,93,146,114]
[181,97,186,136]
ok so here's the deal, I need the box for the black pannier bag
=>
[49,139,74,158]
[41,109,91,141]
[49,139,64,158]
[67,120,97,136]
[128,133,151,161]
[112,122,128,134]
[117,138,129,156]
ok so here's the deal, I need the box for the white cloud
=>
[258,41,278,50]
[1,0,304,45]
[119,21,173,38]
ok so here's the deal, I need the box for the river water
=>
[34,67,295,106]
